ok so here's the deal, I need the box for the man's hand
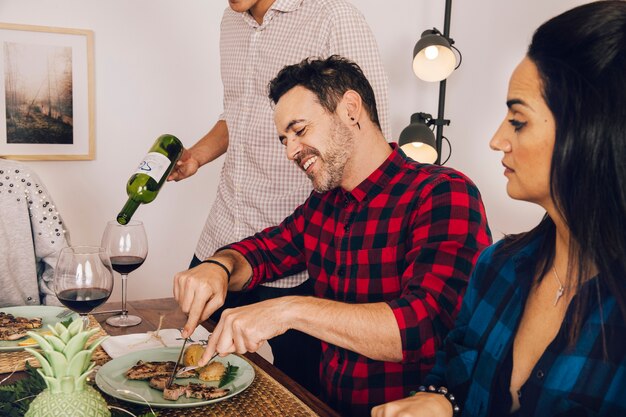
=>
[168,148,200,182]
[370,392,453,417]
[173,262,230,338]
[197,297,293,366]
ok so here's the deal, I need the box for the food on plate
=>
[17,330,53,346]
[125,357,232,402]
[146,374,230,401]
[154,379,230,401]
[125,360,196,380]
[183,343,204,366]
[198,361,226,382]
[182,344,227,381]
[0,312,43,341]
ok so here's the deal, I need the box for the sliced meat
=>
[0,313,43,340]
[163,383,187,401]
[148,375,169,391]
[0,312,42,329]
[125,361,195,380]
[184,383,230,400]
[0,328,28,341]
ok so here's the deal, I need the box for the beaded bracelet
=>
[414,385,461,416]
[200,259,231,283]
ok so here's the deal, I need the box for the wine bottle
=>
[117,134,183,225]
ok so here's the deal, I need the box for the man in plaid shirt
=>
[174,56,491,416]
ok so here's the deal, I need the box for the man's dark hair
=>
[268,55,381,130]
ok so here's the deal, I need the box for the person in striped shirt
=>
[174,55,491,416]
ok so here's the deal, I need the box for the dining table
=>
[0,297,341,417]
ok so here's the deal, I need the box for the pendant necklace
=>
[552,266,565,306]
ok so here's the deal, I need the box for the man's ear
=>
[341,90,363,128]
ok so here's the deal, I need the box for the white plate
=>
[0,305,78,351]
[95,347,255,408]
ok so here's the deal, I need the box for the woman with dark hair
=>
[371,1,626,416]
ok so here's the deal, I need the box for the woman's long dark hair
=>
[499,0,626,346]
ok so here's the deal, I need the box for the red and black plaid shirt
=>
[226,145,491,416]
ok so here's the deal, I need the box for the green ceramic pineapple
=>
[24,318,110,417]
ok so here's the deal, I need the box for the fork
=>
[56,308,74,319]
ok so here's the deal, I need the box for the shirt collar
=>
[240,0,303,28]
[344,143,405,203]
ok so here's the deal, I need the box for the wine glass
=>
[101,220,148,327]
[54,246,114,329]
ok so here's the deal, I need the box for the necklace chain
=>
[552,266,565,306]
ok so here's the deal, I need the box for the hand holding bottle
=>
[167,148,200,182]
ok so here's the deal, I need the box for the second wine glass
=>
[54,246,114,329]
[101,220,148,327]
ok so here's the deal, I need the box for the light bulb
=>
[424,45,439,60]
[411,142,425,148]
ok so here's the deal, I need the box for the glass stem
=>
[80,314,90,329]
[121,273,129,316]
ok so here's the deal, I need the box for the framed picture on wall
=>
[0,23,94,160]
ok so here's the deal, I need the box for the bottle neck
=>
[117,198,140,225]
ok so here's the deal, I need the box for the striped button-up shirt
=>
[225,146,492,415]
[196,0,391,288]
[425,236,626,416]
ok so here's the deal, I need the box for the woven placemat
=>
[103,357,320,417]
[0,315,109,373]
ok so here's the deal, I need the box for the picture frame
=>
[0,23,95,160]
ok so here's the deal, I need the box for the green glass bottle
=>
[117,134,183,225]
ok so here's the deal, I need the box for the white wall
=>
[0,0,588,301]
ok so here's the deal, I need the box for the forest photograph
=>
[4,41,74,145]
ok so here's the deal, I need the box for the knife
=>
[166,336,189,388]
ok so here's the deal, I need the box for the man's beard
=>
[305,118,354,193]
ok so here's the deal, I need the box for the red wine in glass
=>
[54,246,114,328]
[57,288,111,314]
[111,256,145,274]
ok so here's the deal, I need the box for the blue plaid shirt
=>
[425,235,626,416]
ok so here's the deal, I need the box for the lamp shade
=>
[398,113,438,164]
[412,30,456,82]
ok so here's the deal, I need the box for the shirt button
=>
[337,267,345,277]
[344,224,350,232]
[536,370,545,379]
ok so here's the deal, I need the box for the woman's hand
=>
[371,392,453,417]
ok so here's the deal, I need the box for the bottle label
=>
[134,152,170,182]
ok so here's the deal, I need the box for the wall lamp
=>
[399,0,460,165]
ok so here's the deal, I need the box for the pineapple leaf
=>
[41,374,61,392]
[68,316,84,335]
[75,365,94,389]
[46,350,69,376]
[23,348,53,377]
[63,328,98,359]
[67,350,92,376]
[46,334,68,352]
